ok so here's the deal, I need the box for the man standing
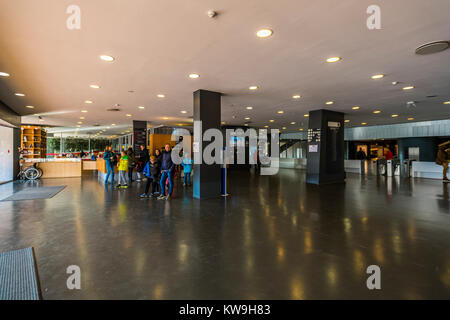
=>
[103,146,116,184]
[356,147,366,160]
[158,144,175,200]
[436,141,450,182]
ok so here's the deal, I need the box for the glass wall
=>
[47,137,110,158]
[280,140,307,159]
[111,134,133,153]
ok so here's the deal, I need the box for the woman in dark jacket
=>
[127,147,136,183]
[154,148,162,165]
[153,148,163,194]
[136,145,149,182]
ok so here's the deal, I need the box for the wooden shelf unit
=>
[21,125,47,158]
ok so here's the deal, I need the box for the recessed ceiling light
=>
[352,106,360,110]
[85,100,93,104]
[163,117,169,120]
[277,111,284,114]
[292,95,301,99]
[282,127,287,130]
[77,121,83,124]
[111,123,116,126]
[290,122,296,125]
[403,86,414,90]
[126,114,132,117]
[181,110,187,114]
[246,106,253,110]
[90,84,100,89]
[189,73,200,79]
[157,94,165,98]
[443,101,450,105]
[100,55,114,62]
[249,86,259,90]
[25,105,34,109]
[326,57,341,63]
[245,117,250,120]
[344,119,350,123]
[0,71,10,77]
[304,114,309,117]
[299,128,304,131]
[81,110,88,113]
[391,114,399,118]
[373,110,381,114]
[371,74,384,79]
[408,117,414,120]
[326,101,334,105]
[269,120,275,122]
[15,93,25,97]
[138,106,145,109]
[77,125,81,128]
[264,125,269,128]
[80,116,85,120]
[361,122,367,125]
[244,124,249,126]
[256,28,273,38]
[221,121,226,125]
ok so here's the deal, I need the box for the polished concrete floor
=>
[0,169,449,299]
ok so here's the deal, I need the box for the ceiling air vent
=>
[106,108,121,112]
[415,41,449,55]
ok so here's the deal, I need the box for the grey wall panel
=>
[345,119,450,141]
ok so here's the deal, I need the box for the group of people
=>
[103,144,194,200]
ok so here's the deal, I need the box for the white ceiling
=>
[1,0,450,136]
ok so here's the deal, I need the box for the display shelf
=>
[21,125,47,158]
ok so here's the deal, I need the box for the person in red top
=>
[385,149,393,160]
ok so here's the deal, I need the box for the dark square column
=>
[193,89,222,199]
[132,120,147,153]
[306,109,345,184]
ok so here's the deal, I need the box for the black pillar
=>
[193,89,221,199]
[132,120,147,153]
[306,109,345,185]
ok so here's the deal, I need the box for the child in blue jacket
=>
[181,152,193,186]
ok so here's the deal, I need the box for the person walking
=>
[116,150,129,188]
[158,144,174,200]
[181,152,193,186]
[136,145,149,182]
[436,141,450,182]
[103,146,116,185]
[127,147,136,183]
[140,156,160,198]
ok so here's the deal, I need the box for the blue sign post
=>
[221,146,229,197]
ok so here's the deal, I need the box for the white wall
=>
[0,125,14,182]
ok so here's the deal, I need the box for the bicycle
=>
[17,161,43,180]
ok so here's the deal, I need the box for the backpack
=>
[111,153,118,166]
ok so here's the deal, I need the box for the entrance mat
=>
[0,247,42,300]
[0,185,66,201]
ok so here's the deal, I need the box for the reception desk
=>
[96,158,118,174]
[25,158,82,178]
[95,158,120,182]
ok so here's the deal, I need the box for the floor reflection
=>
[0,169,449,299]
